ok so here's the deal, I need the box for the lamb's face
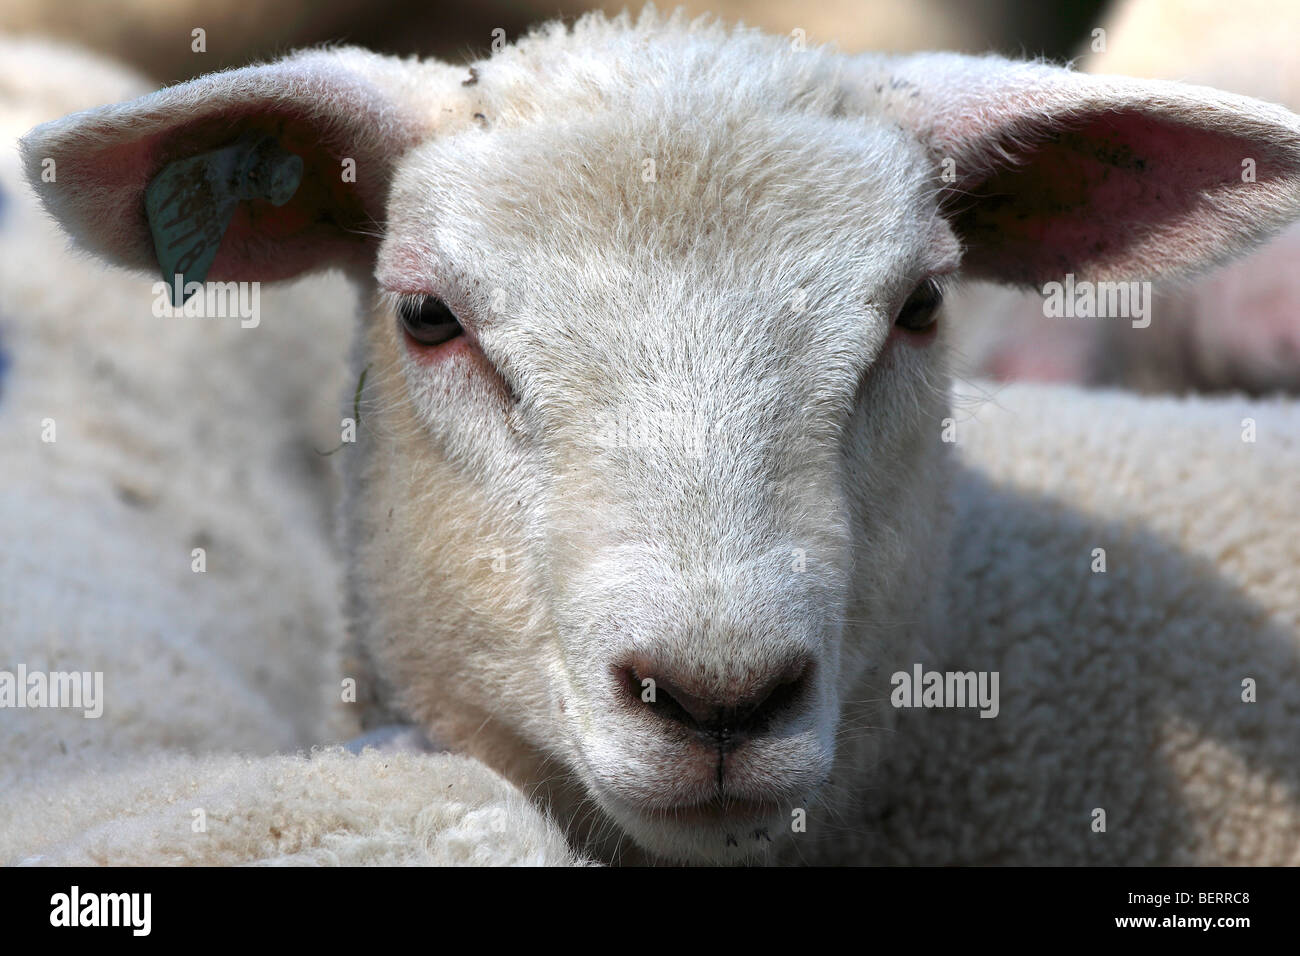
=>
[360,100,959,862]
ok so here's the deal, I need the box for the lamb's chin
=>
[594,793,790,864]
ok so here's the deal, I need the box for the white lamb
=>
[18,10,1300,865]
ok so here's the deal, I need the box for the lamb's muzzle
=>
[581,656,829,860]
[603,653,819,824]
[614,658,817,844]
[618,653,812,745]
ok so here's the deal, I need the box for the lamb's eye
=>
[398,296,463,347]
[895,278,944,333]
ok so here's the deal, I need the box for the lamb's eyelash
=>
[380,289,430,317]
[925,273,955,301]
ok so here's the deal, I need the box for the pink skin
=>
[400,320,476,366]
[984,322,1095,384]
[1176,224,1300,391]
[969,222,1300,394]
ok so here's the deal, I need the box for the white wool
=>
[0,37,355,760]
[8,12,1300,866]
[2,749,581,867]
[859,381,1300,865]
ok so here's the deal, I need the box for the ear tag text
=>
[144,132,302,305]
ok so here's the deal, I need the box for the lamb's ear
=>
[20,48,468,285]
[857,53,1300,285]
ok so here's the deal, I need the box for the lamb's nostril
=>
[618,656,811,741]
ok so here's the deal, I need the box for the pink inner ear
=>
[953,111,1270,285]
[214,115,378,282]
[74,109,378,284]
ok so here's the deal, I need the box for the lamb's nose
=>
[618,656,811,743]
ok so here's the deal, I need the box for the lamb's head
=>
[23,12,1300,863]
[363,43,967,863]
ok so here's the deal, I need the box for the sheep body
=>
[843,382,1300,865]
[339,13,1300,864]
[0,37,355,763]
[6,372,1295,866]
[2,749,582,866]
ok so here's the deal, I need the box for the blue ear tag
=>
[144,132,303,305]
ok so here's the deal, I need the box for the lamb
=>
[18,9,1300,865]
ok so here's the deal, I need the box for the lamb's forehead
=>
[382,59,944,386]
[475,14,849,126]
[392,107,933,272]
[389,18,939,273]
[384,116,939,407]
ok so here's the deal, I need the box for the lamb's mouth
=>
[637,797,785,827]
[603,794,791,861]
[569,740,814,858]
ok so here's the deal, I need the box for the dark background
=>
[1,0,1109,85]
